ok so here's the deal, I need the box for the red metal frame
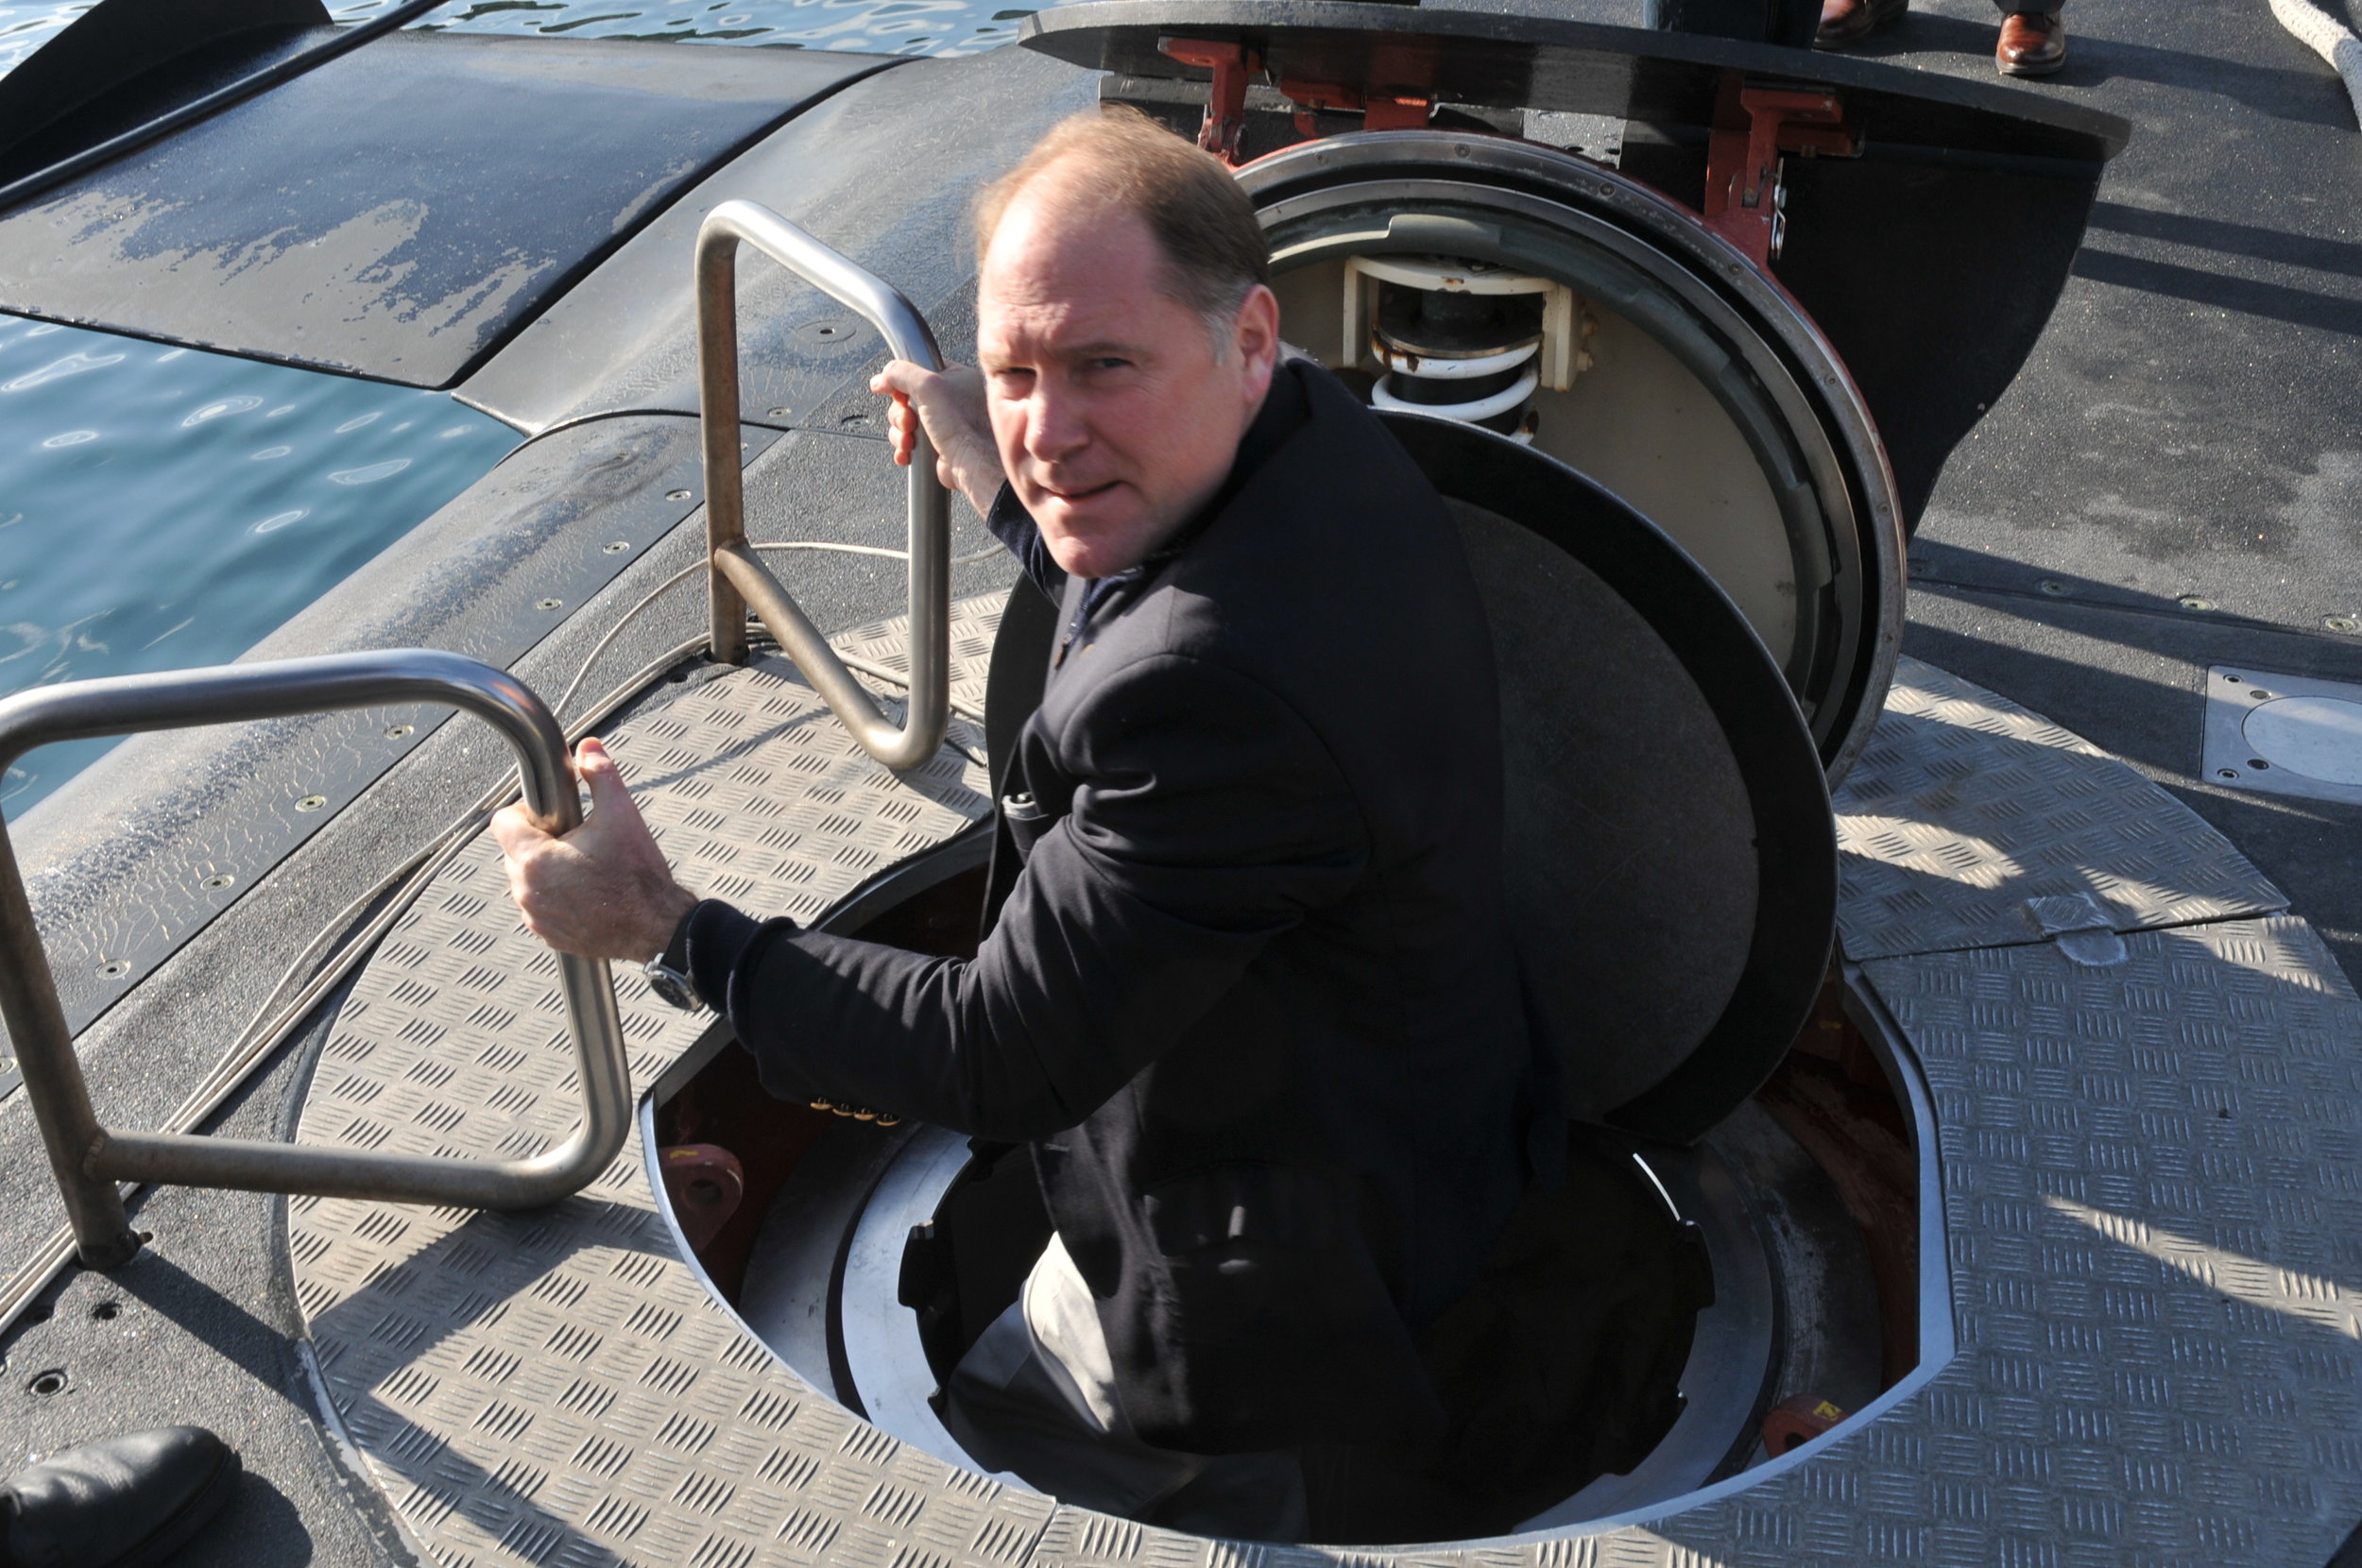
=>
[1157,33,1445,164]
[1763,1392,1848,1455]
[1158,37,1262,163]
[658,1141,747,1253]
[1702,77,1857,267]
[1275,75,1429,138]
[1152,39,1856,271]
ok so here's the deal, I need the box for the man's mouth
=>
[1040,479,1120,504]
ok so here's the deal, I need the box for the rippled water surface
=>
[0,318,516,816]
[0,0,1028,818]
[0,0,1032,74]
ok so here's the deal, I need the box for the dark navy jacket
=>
[684,361,1548,1454]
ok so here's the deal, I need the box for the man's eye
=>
[1086,357,1132,372]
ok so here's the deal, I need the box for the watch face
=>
[645,963,698,1012]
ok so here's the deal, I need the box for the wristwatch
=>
[642,904,704,1012]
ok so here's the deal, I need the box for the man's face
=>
[978,176,1277,581]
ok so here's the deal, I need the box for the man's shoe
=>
[1996,9,2066,75]
[0,1427,239,1568]
[1815,0,1908,50]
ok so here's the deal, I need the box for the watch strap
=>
[642,901,709,1012]
[660,901,699,975]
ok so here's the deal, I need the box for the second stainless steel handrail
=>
[696,199,950,772]
[0,650,630,1268]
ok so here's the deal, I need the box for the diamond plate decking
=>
[1833,656,2287,962]
[290,614,2362,1567]
[291,596,1033,1568]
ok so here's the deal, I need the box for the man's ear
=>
[1232,283,1282,403]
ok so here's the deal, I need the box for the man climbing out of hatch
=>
[493,106,1558,1541]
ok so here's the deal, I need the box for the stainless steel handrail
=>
[0,650,630,1268]
[696,199,950,771]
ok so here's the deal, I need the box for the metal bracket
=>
[696,200,951,772]
[1275,74,1430,134]
[1158,36,1262,163]
[1703,77,1857,267]
[0,650,630,1269]
[1152,36,1450,161]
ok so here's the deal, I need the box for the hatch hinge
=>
[1158,37,1263,164]
[1155,34,1445,162]
[1275,36,1440,138]
[1275,75,1431,136]
[1702,77,1859,268]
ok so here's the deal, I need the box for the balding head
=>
[975,107,1273,351]
[970,109,1280,582]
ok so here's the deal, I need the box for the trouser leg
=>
[939,1240,1308,1541]
[941,1299,1207,1520]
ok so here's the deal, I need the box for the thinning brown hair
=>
[973,107,1273,335]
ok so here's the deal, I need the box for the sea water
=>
[0,0,1032,75]
[0,0,1029,817]
[0,320,517,813]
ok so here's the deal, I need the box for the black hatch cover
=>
[1022,1,2131,527]
[980,413,1837,1145]
[0,33,897,386]
[1385,413,1836,1144]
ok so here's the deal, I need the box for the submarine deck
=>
[1807,0,2362,990]
[9,605,2357,1567]
[4,0,2362,1559]
[293,645,2359,1567]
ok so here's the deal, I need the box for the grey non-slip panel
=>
[0,34,892,385]
[1832,655,2286,961]
[456,45,1098,436]
[1841,919,2362,1567]
[1898,585,2362,989]
[293,603,1009,1568]
[0,999,419,1568]
[298,772,2362,1568]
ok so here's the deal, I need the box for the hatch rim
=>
[1241,130,1905,780]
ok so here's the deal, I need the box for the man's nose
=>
[1024,383,1088,465]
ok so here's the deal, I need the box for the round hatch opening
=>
[652,176,1920,1532]
[650,843,1933,1545]
[655,400,1927,1535]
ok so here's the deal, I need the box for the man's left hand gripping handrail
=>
[697,200,951,771]
[0,650,630,1269]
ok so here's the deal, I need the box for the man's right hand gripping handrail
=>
[0,649,630,1269]
[695,200,951,772]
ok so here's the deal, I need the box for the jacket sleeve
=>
[700,652,1369,1141]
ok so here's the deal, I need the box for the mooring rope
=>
[2269,0,2362,127]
